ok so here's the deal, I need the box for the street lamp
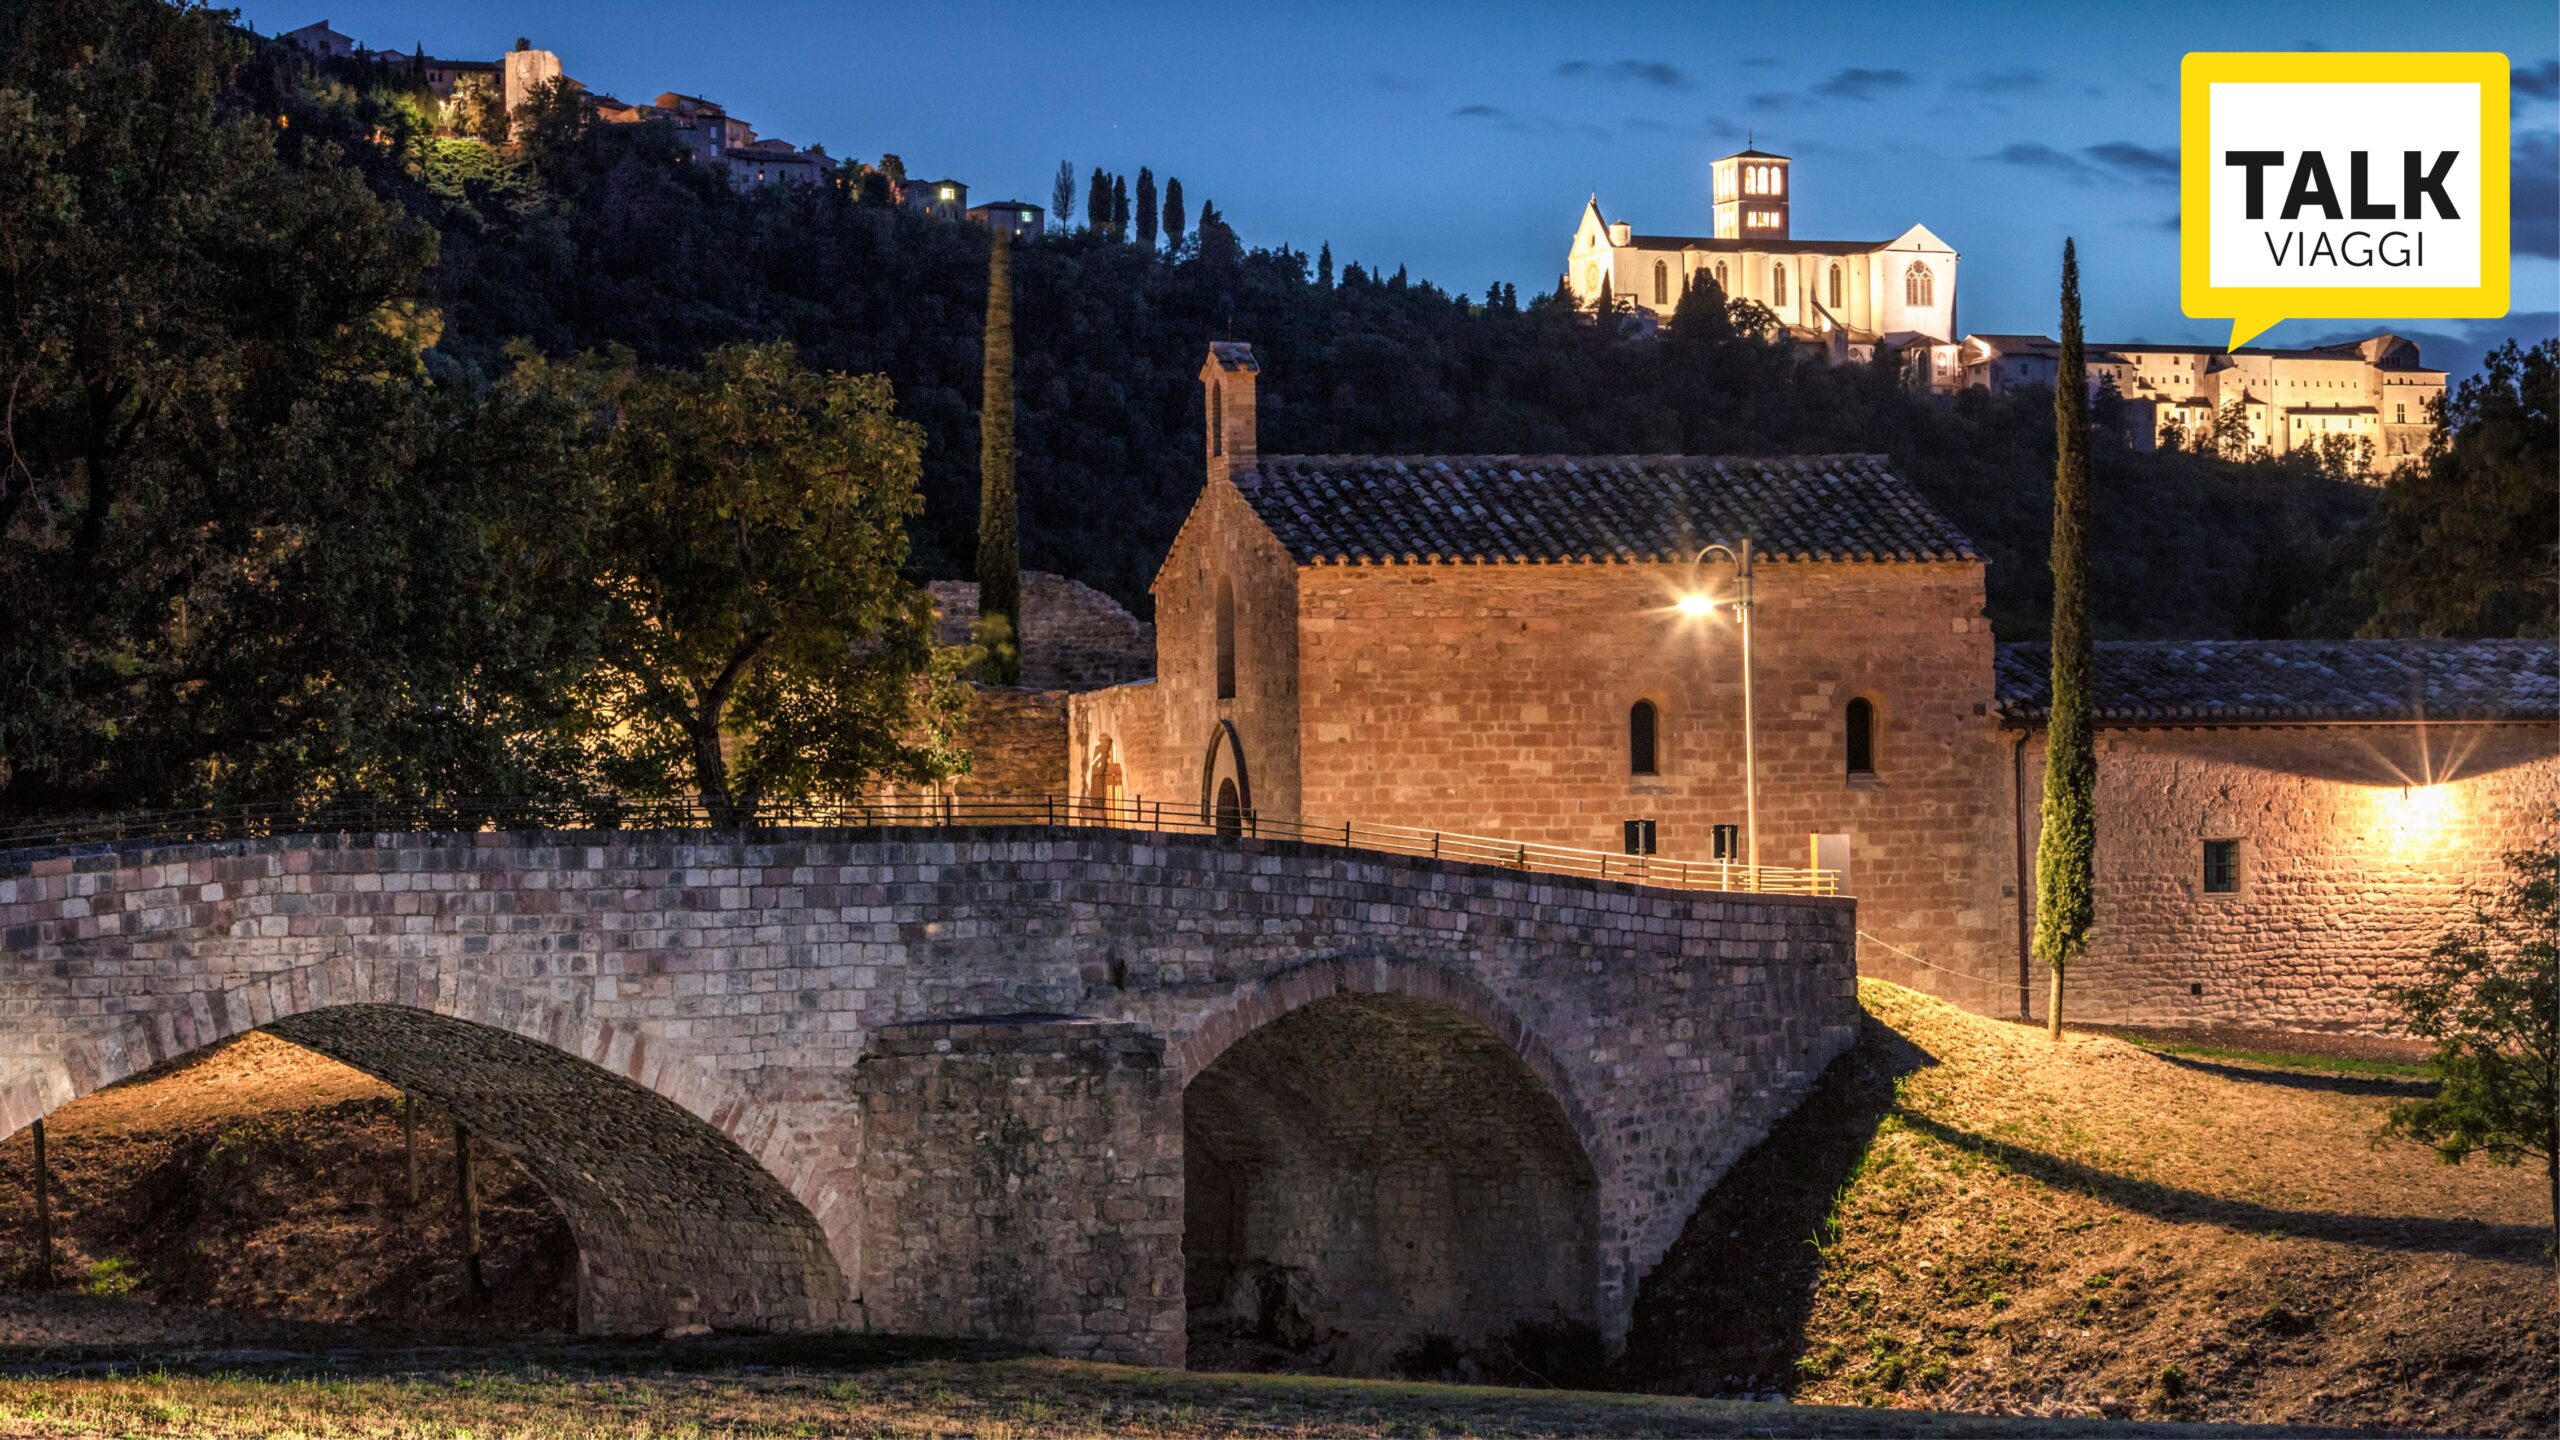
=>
[1678,540,1758,881]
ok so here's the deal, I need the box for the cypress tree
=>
[975,229,1021,684]
[1085,168,1110,232]
[1110,175,1130,242]
[1162,177,1185,252]
[2032,237,2097,1038]
[1135,168,1158,250]
[1317,242,1333,287]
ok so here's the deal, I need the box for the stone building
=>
[1025,342,2557,1032]
[1567,147,1959,346]
[967,200,1047,242]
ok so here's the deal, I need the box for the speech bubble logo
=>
[2182,52,2509,349]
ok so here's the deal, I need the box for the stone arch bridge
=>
[0,825,1856,1366]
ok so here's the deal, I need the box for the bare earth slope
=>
[1622,981,2556,1435]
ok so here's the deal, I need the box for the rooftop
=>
[1994,640,2559,726]
[1627,235,1898,256]
[1236,454,1979,566]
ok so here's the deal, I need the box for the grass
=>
[2111,1038,2432,1082]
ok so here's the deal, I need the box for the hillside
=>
[1624,982,2555,1435]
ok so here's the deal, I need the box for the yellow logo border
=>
[2180,51,2511,348]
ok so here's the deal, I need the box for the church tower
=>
[1711,147,1791,241]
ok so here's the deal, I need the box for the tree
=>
[1109,174,1130,242]
[1317,242,1333,287]
[1085,167,1110,232]
[2352,339,2558,639]
[1134,167,1157,251]
[1162,176,1185,252]
[2381,840,2560,1261]
[1051,160,1074,225]
[2032,238,2098,1039]
[976,231,1022,684]
[538,343,958,827]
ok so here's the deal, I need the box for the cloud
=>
[2515,59,2560,102]
[1745,90,1800,112]
[1814,67,1914,100]
[2515,129,2558,257]
[2291,313,2558,386]
[1451,103,1507,119]
[1449,103,1611,141]
[1737,55,1782,69]
[2084,141,2178,184]
[1367,72,1425,94]
[1623,115,1747,141]
[1972,67,2049,94]
[1555,59,1691,90]
[1980,140,2178,187]
[1982,141,2094,179]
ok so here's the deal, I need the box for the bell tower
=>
[1711,146,1791,241]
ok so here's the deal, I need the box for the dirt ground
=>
[0,1033,575,1338]
[1619,982,2556,1436]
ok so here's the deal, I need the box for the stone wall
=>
[0,826,1859,1364]
[949,687,1067,798]
[2012,723,2559,1031]
[929,572,1155,691]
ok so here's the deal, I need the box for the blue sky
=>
[246,0,2557,379]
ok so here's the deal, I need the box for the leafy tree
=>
[1085,167,1110,232]
[976,231,1022,684]
[2032,239,2097,1038]
[1051,159,1074,225]
[1134,167,1157,251]
[2351,339,2558,639]
[530,343,959,826]
[2381,840,2560,1260]
[1162,176,1185,253]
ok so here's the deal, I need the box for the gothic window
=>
[1905,262,1934,307]
[1715,260,1728,291]
[1845,697,1877,778]
[1211,380,1225,457]
[1828,263,1843,309]
[1771,264,1787,308]
[1654,259,1668,305]
[1214,578,1237,700]
[1629,700,1659,776]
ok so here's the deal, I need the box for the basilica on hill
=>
[1566,146,1960,350]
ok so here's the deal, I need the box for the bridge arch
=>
[1176,957,1607,1370]
[0,970,852,1335]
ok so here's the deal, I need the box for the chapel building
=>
[1566,148,1959,348]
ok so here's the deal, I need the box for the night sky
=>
[242,0,2557,379]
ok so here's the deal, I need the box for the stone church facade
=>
[987,344,2557,1034]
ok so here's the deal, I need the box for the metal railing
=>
[0,793,1839,898]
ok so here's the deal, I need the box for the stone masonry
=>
[0,825,1858,1364]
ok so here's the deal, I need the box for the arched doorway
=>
[1199,720,1252,832]
[1215,778,1244,837]
[1182,992,1600,1375]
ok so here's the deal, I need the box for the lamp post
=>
[1677,540,1758,882]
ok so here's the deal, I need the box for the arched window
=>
[1771,264,1787,308]
[1214,578,1237,700]
[1714,260,1728,291]
[1629,700,1659,776]
[1845,697,1877,777]
[1904,262,1934,307]
[1828,263,1843,309]
[1653,259,1668,305]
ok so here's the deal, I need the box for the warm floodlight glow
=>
[2377,782,2458,850]
[1674,593,1719,618]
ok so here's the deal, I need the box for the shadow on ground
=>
[1611,1014,1936,1397]
[2142,1050,2435,1099]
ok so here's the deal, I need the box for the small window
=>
[1623,818,1658,855]
[2202,839,2241,894]
[1771,265,1787,307]
[1214,579,1237,700]
[1845,698,1876,777]
[1715,260,1728,291]
[1653,259,1669,305]
[1628,700,1659,776]
[1828,262,1843,309]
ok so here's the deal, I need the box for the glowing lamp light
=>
[2378,782,2457,849]
[1674,593,1719,618]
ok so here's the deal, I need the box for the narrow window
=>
[1771,265,1787,307]
[1622,818,1658,855]
[1828,262,1843,309]
[1653,259,1668,305]
[1628,700,1659,776]
[1214,579,1237,700]
[1845,698,1876,777]
[1714,260,1728,291]
[2202,839,2241,894]
[1210,380,1224,457]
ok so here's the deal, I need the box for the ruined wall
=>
[856,1017,1180,1363]
[2013,723,2559,1031]
[949,687,1068,798]
[1291,559,2016,1010]
[929,572,1155,691]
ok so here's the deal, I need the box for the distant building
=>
[1568,147,1959,347]
[901,178,969,221]
[967,200,1045,242]
[418,55,497,101]
[281,19,357,59]
[727,137,832,188]
[1941,333,2443,475]
[501,46,565,115]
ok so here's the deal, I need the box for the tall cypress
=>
[1135,168,1158,251]
[2032,237,2096,1038]
[975,229,1021,684]
[1085,168,1110,232]
[1162,177,1185,253]
[1317,242,1333,287]
[1110,175,1130,242]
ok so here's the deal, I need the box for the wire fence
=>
[0,793,1841,898]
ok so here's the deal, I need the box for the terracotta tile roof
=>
[1995,639,2559,725]
[1237,454,1978,566]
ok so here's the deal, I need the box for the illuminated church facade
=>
[1567,148,1959,347]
